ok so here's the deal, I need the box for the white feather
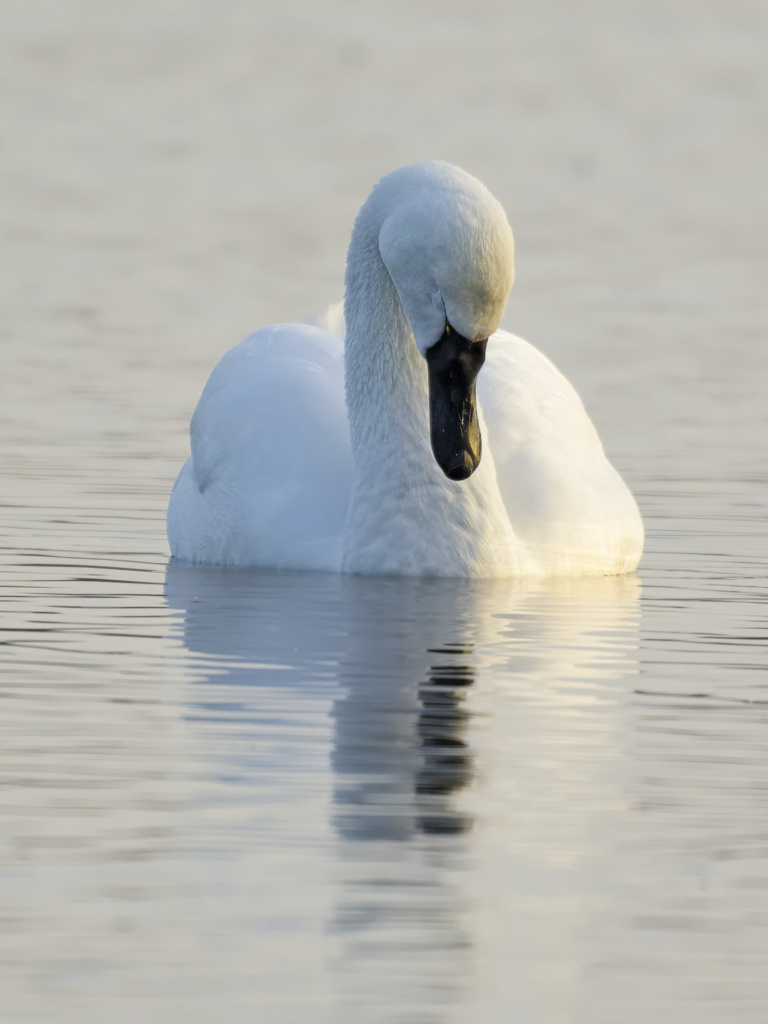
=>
[167,162,643,577]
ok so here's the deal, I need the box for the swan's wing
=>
[167,323,353,570]
[478,330,643,574]
[305,300,346,340]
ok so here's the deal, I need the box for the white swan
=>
[167,162,643,577]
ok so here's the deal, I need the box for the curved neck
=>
[341,213,523,578]
[344,215,431,483]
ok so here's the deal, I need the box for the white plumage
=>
[168,162,643,577]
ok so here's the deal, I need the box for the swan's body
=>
[168,162,643,577]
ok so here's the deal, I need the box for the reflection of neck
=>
[331,584,479,841]
[341,216,522,577]
[417,650,475,835]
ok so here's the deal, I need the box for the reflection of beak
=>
[425,325,488,481]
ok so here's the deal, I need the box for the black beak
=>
[425,324,488,481]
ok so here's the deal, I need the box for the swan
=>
[167,161,643,577]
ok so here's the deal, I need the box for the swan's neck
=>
[341,221,522,577]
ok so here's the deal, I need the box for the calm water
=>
[3,1,768,1021]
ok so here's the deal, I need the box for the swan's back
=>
[479,330,643,574]
[167,324,352,570]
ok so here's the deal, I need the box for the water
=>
[2,1,768,1020]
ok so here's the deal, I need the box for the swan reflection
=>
[332,631,477,843]
[417,649,475,833]
[164,564,640,1016]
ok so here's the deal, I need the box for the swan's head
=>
[376,162,515,481]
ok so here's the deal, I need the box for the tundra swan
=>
[167,162,643,576]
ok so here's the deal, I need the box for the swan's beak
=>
[425,326,487,481]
